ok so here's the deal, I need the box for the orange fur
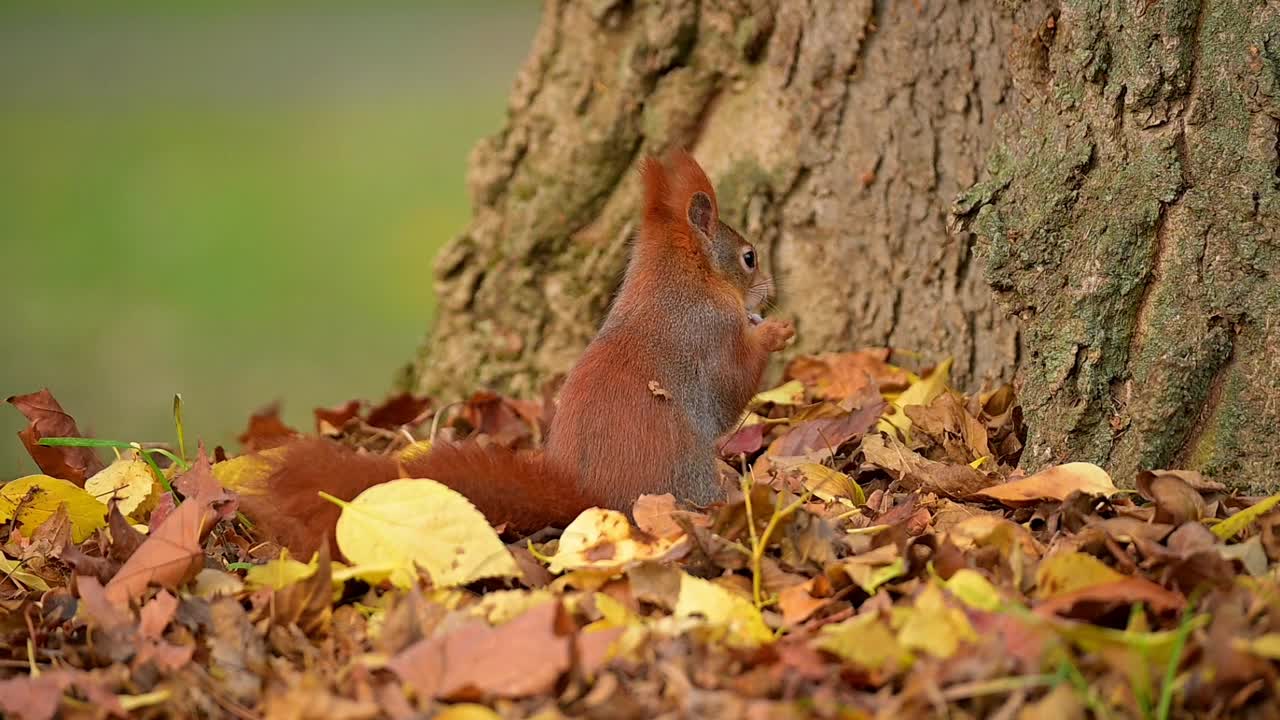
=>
[240,151,792,557]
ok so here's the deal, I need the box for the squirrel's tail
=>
[238,438,594,558]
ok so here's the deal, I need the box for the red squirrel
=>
[240,151,794,557]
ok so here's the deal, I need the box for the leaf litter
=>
[2,350,1279,719]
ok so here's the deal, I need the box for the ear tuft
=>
[687,191,714,238]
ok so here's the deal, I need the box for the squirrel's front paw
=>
[756,318,795,352]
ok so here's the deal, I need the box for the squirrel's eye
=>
[741,249,757,271]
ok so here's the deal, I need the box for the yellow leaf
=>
[244,554,316,591]
[546,508,684,574]
[817,612,911,672]
[1234,633,1280,660]
[1034,551,1125,599]
[329,478,519,588]
[674,573,774,648]
[435,705,501,720]
[396,439,434,467]
[892,582,976,659]
[331,562,400,586]
[793,463,865,505]
[84,453,156,517]
[751,380,806,407]
[1212,492,1280,540]
[0,553,51,592]
[877,357,952,441]
[470,589,555,625]
[974,463,1117,506]
[211,447,286,493]
[943,569,1003,612]
[590,592,639,628]
[191,568,244,598]
[0,474,107,542]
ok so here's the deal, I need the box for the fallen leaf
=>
[0,474,107,542]
[817,611,911,673]
[7,389,104,484]
[785,348,910,400]
[751,380,806,407]
[942,569,1004,612]
[877,357,953,441]
[973,463,1117,506]
[366,391,431,429]
[0,670,77,720]
[632,493,685,538]
[331,478,520,588]
[674,572,774,648]
[789,463,865,505]
[244,554,317,591]
[0,552,51,592]
[1212,492,1280,540]
[1034,577,1185,619]
[768,392,884,459]
[1034,551,1125,599]
[237,403,299,452]
[388,601,571,700]
[547,508,685,574]
[104,453,238,606]
[861,433,990,498]
[313,399,361,433]
[777,578,831,625]
[84,452,157,517]
[191,568,245,598]
[1136,469,1206,524]
[893,582,976,659]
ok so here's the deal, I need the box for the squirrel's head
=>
[640,150,773,315]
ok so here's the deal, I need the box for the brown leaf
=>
[237,402,300,452]
[266,541,333,635]
[903,392,993,465]
[785,348,910,400]
[208,598,266,705]
[769,389,885,459]
[972,463,1116,507]
[720,423,766,456]
[366,391,431,429]
[632,493,685,539]
[74,575,131,631]
[0,670,77,720]
[134,590,193,671]
[7,389,104,485]
[576,626,626,678]
[24,502,71,561]
[106,504,146,563]
[453,391,540,447]
[388,601,571,701]
[105,452,238,606]
[860,433,991,498]
[313,399,362,434]
[1135,470,1207,524]
[1034,577,1185,620]
[777,578,831,626]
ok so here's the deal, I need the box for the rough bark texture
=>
[411,0,1025,404]
[954,0,1280,491]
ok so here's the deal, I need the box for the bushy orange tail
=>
[238,438,596,558]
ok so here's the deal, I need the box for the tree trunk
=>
[410,0,1029,400]
[953,0,1280,491]
[407,0,1279,490]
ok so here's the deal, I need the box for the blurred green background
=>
[0,1,539,476]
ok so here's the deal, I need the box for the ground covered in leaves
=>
[2,349,1280,719]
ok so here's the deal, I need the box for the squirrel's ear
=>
[687,191,714,238]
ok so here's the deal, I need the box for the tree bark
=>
[410,0,1026,401]
[407,0,1279,490]
[953,0,1280,491]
